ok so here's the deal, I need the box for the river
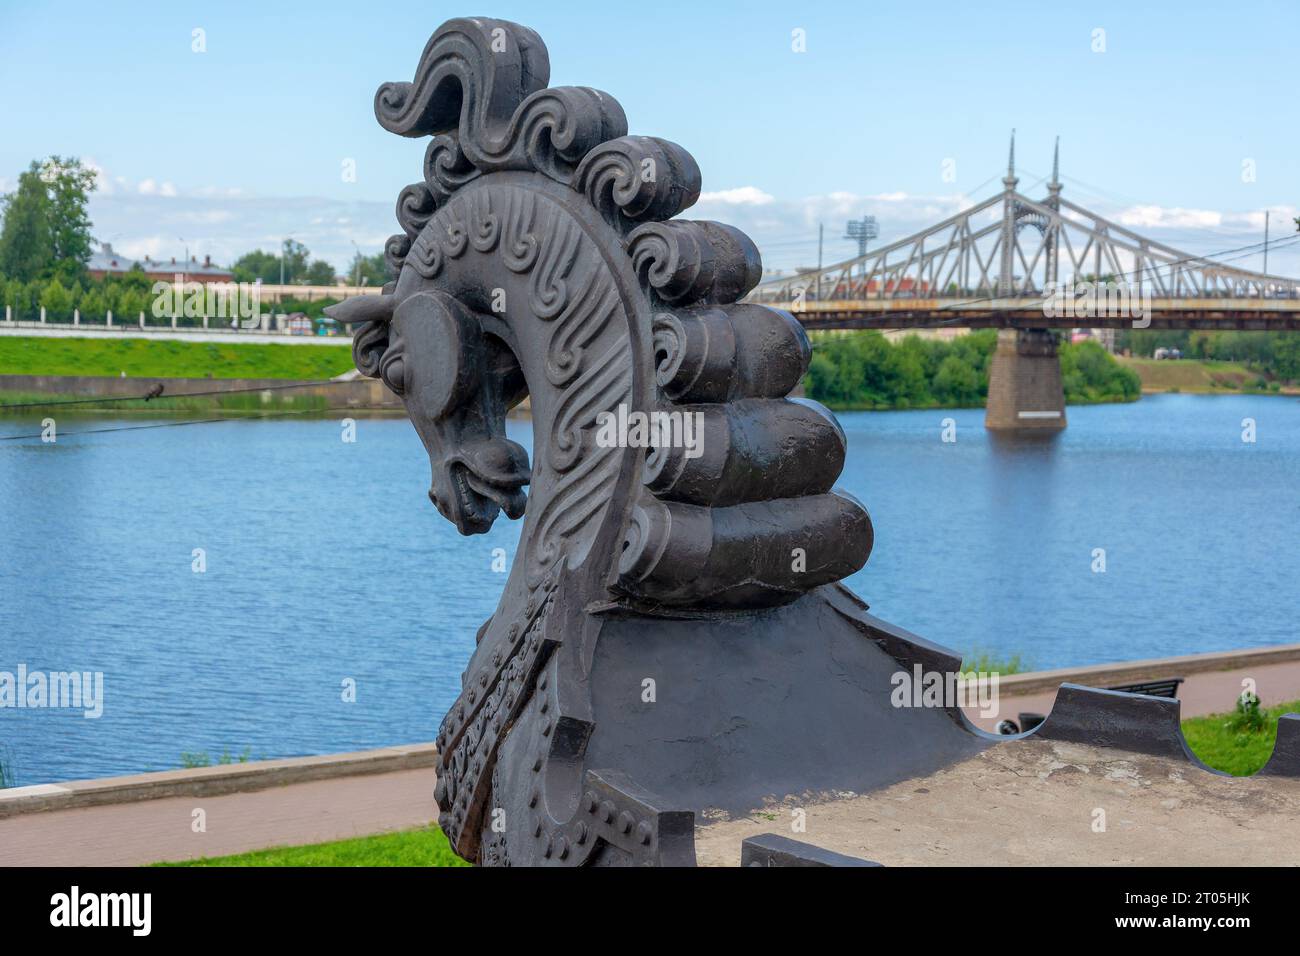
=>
[1,393,1297,785]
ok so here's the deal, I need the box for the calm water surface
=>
[2,393,1297,784]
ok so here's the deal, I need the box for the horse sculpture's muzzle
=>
[429,436,531,536]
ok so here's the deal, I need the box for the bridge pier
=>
[984,329,1066,432]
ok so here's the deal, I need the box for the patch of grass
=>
[0,336,353,380]
[1120,357,1294,395]
[179,748,253,769]
[153,825,469,867]
[0,749,15,789]
[1182,697,1300,776]
[961,651,1026,676]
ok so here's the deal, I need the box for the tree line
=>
[805,330,1142,410]
[0,155,388,322]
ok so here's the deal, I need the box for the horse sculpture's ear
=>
[323,295,396,326]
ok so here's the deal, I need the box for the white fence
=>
[1,305,355,344]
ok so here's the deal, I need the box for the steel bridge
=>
[745,135,1300,430]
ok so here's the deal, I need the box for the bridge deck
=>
[763,297,1300,331]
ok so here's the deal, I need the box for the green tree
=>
[79,287,107,321]
[41,157,97,269]
[13,279,41,319]
[116,286,148,322]
[39,276,74,321]
[932,354,983,405]
[232,249,280,284]
[304,259,337,286]
[0,157,98,282]
[0,163,54,281]
[281,239,310,284]
[347,250,389,286]
[232,241,315,284]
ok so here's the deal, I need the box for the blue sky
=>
[2,0,1297,274]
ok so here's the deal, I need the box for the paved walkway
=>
[0,767,437,866]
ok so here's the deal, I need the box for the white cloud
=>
[82,157,112,195]
[135,177,178,198]
[193,185,246,199]
[115,236,170,260]
[1116,204,1223,230]
[698,186,774,206]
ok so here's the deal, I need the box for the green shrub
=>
[1229,691,1267,734]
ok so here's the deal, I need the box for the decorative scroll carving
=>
[346,308,390,378]
[375,17,626,187]
[396,182,437,238]
[626,220,763,305]
[573,135,702,232]
[383,233,411,278]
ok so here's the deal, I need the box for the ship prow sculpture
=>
[329,17,1300,866]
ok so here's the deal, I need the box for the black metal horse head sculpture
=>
[328,15,985,866]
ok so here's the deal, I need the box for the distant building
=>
[86,242,235,284]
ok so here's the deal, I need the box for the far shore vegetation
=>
[805,327,1300,411]
[804,329,1141,410]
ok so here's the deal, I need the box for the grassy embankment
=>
[151,696,1299,866]
[0,336,355,413]
[1119,356,1300,395]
